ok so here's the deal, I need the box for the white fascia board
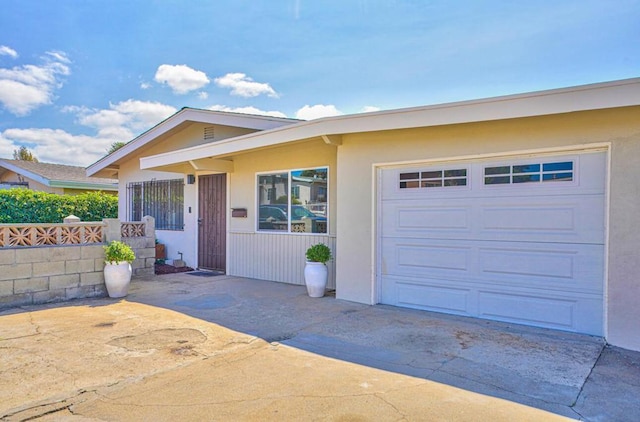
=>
[49,180,119,191]
[140,78,640,170]
[86,108,299,176]
[0,161,51,186]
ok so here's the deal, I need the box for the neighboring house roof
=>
[0,159,118,191]
[86,107,301,178]
[87,78,640,176]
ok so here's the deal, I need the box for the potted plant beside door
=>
[304,243,332,297]
[103,240,136,298]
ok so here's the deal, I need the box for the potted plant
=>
[103,240,136,298]
[304,243,332,297]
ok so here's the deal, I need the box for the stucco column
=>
[606,139,640,351]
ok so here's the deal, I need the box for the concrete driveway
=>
[1,273,639,421]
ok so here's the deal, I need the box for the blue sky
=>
[0,0,638,166]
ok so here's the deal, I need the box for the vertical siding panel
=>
[227,232,336,288]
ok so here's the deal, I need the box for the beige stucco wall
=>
[607,135,640,351]
[228,140,337,234]
[117,123,261,268]
[335,106,640,351]
[225,140,338,286]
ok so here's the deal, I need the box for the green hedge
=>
[0,189,118,224]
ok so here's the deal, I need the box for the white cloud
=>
[1,98,177,166]
[6,100,179,165]
[361,106,381,113]
[0,128,112,166]
[45,50,70,64]
[0,50,70,116]
[208,104,287,118]
[198,91,208,100]
[69,99,177,138]
[214,73,278,98]
[295,104,342,120]
[0,46,18,59]
[140,82,151,90]
[154,64,209,94]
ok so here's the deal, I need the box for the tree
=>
[107,141,126,154]
[13,146,38,162]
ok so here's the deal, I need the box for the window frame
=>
[126,178,185,231]
[398,166,469,190]
[483,160,575,186]
[256,166,329,235]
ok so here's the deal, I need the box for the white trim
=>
[87,107,299,177]
[602,144,613,339]
[372,143,610,170]
[372,165,382,305]
[139,79,640,171]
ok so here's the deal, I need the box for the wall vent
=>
[204,126,215,141]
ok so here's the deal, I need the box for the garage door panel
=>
[382,240,473,280]
[477,291,576,329]
[394,206,471,231]
[379,151,605,335]
[479,195,604,243]
[383,238,603,293]
[383,195,603,243]
[382,278,472,315]
[381,276,603,334]
[478,245,604,293]
[477,290,603,335]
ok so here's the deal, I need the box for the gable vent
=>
[204,126,215,141]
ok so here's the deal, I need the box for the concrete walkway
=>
[1,273,639,421]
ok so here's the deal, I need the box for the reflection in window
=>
[257,168,328,234]
[257,173,288,231]
[484,161,573,185]
[399,168,467,189]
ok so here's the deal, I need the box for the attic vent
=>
[204,126,215,141]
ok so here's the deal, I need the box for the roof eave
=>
[0,160,52,186]
[86,108,301,177]
[49,180,118,191]
[140,78,640,170]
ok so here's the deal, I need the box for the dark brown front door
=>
[198,174,226,271]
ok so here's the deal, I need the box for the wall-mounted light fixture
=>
[186,174,196,184]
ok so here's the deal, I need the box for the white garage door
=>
[379,152,605,335]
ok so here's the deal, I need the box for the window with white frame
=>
[257,167,328,234]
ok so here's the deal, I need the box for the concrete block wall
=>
[0,216,156,309]
[0,245,107,309]
[105,216,156,277]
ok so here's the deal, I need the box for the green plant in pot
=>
[304,243,332,297]
[103,240,136,298]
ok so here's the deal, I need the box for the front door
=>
[198,174,226,271]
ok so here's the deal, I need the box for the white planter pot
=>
[304,261,328,298]
[104,262,132,298]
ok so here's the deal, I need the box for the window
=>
[399,168,467,189]
[484,161,573,185]
[127,179,184,230]
[257,167,328,234]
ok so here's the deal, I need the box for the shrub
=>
[305,243,332,264]
[0,189,117,223]
[104,240,136,264]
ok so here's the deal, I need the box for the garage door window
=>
[399,168,467,189]
[484,161,573,185]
